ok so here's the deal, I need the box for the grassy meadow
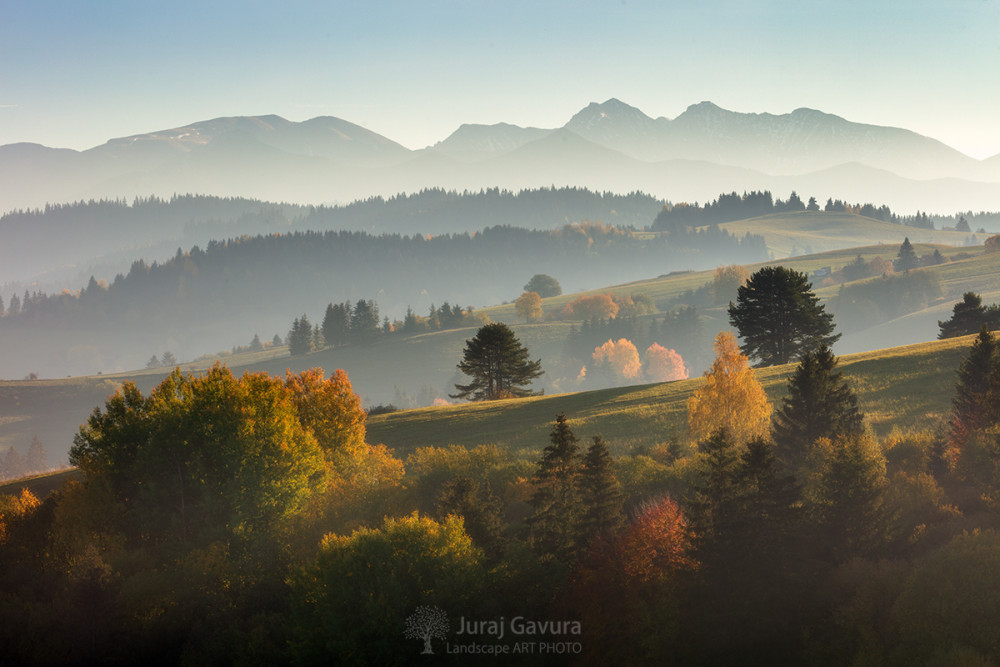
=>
[367,332,977,460]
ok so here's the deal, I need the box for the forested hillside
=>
[0,222,764,378]
[0,188,664,289]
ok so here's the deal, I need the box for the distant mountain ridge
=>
[2,100,999,214]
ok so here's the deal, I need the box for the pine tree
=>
[288,315,314,356]
[896,237,919,271]
[728,266,839,366]
[805,433,887,561]
[451,323,543,401]
[950,325,998,447]
[576,436,624,549]
[2,447,25,480]
[938,292,988,339]
[26,436,47,473]
[527,414,581,560]
[322,302,350,347]
[772,344,864,473]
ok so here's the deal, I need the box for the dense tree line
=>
[651,190,946,231]
[287,299,479,355]
[0,220,766,378]
[3,330,1000,662]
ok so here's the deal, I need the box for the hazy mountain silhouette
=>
[2,101,998,213]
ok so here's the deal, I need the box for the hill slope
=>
[366,334,975,458]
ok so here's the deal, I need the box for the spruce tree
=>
[436,476,506,563]
[938,292,989,339]
[950,325,998,447]
[527,414,580,560]
[576,436,624,549]
[26,436,47,473]
[896,237,918,271]
[772,344,864,473]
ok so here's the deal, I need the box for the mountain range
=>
[2,99,1000,214]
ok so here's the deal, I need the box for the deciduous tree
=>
[524,273,562,298]
[591,338,641,384]
[644,343,688,382]
[514,291,543,323]
[564,293,619,320]
[687,332,772,446]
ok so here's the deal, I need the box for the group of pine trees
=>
[0,437,48,481]
[652,189,944,231]
[287,299,477,356]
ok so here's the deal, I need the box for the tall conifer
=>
[772,344,863,473]
[527,414,580,560]
[577,436,624,549]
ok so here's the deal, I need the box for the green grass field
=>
[367,333,978,459]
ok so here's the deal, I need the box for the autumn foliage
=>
[564,293,619,320]
[687,331,772,445]
[644,343,689,382]
[592,338,642,381]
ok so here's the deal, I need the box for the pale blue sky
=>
[2,0,999,157]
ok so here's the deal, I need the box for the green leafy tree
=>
[576,435,624,548]
[436,476,506,563]
[451,323,543,401]
[892,530,1000,665]
[527,414,581,560]
[289,513,485,664]
[728,265,839,367]
[524,273,562,298]
[70,365,328,546]
[772,344,864,473]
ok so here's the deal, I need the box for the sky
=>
[2,0,999,158]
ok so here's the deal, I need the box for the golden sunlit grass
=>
[368,332,981,459]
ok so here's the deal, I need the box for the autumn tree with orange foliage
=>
[514,291,543,322]
[564,293,619,320]
[285,368,367,458]
[644,343,689,382]
[566,496,696,664]
[592,338,641,384]
[687,331,771,446]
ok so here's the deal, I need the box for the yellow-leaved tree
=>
[687,331,771,446]
[514,291,544,323]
